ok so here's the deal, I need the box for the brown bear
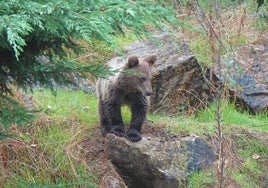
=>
[96,55,156,142]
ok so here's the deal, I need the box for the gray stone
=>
[213,34,268,112]
[182,136,215,173]
[106,134,215,188]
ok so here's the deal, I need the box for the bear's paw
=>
[110,125,125,137]
[125,129,142,142]
[101,127,111,137]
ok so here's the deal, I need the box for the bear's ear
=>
[126,56,139,68]
[144,54,157,65]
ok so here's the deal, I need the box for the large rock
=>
[213,34,268,112]
[106,134,215,188]
[107,31,213,115]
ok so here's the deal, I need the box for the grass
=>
[33,89,98,124]
[183,0,264,68]
[188,169,216,188]
[0,89,100,187]
[230,128,268,188]
[149,100,267,187]
[71,32,138,66]
[148,114,215,136]
[1,86,267,187]
[180,2,268,186]
[197,101,268,131]
[148,100,268,138]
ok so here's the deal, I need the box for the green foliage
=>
[197,100,268,131]
[2,89,99,187]
[148,100,268,137]
[5,179,98,188]
[148,114,213,136]
[0,0,179,131]
[149,101,268,136]
[188,36,215,67]
[188,169,216,188]
[2,88,267,187]
[231,128,268,187]
[0,95,34,135]
[32,89,98,124]
[0,0,178,92]
[186,0,265,69]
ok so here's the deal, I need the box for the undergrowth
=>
[188,169,216,188]
[33,89,98,124]
[0,29,138,187]
[0,89,99,187]
[231,129,268,188]
[178,1,268,187]
[1,87,267,187]
[197,101,268,131]
[183,0,267,68]
[149,99,268,137]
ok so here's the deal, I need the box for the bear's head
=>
[117,55,156,96]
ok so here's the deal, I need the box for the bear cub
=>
[96,55,156,142]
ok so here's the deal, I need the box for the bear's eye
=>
[140,77,147,82]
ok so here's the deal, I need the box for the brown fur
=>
[96,55,156,142]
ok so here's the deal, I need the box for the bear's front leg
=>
[126,95,148,142]
[107,100,125,137]
[99,99,125,137]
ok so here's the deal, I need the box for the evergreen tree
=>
[0,0,178,130]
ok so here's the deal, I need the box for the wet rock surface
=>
[106,133,215,188]
[107,32,268,114]
[214,34,268,112]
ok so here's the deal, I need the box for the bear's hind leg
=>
[99,100,112,136]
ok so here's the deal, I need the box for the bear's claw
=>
[110,128,125,137]
[110,124,125,137]
[101,127,111,137]
[125,129,142,142]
